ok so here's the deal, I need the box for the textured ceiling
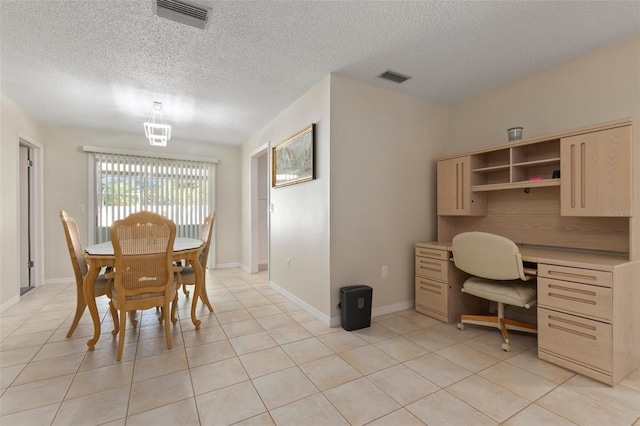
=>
[1,0,639,146]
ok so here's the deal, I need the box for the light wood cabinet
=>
[537,261,640,386]
[560,126,632,216]
[437,156,486,216]
[415,243,486,323]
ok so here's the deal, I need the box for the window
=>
[84,146,217,264]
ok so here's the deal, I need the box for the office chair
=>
[451,231,537,351]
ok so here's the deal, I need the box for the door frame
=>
[18,133,44,291]
[250,143,269,274]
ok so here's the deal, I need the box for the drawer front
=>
[415,257,448,281]
[538,278,612,322]
[538,307,612,373]
[538,264,612,288]
[415,246,449,260]
[415,277,448,316]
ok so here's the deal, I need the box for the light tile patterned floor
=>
[1,268,639,425]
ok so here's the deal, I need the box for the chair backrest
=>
[110,211,176,296]
[452,232,528,281]
[59,210,88,285]
[198,211,216,269]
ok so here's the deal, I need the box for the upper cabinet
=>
[560,126,632,217]
[437,156,486,216]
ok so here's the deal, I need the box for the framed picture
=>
[272,123,315,188]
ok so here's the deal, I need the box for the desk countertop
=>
[416,241,632,272]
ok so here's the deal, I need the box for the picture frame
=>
[272,123,315,188]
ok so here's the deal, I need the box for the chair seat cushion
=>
[94,274,110,295]
[179,266,195,280]
[463,277,536,307]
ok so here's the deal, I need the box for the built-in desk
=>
[415,241,640,386]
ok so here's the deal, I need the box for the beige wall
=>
[241,75,331,318]
[41,126,242,281]
[0,94,45,309]
[329,75,448,322]
[449,34,640,153]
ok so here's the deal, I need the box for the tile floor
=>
[1,268,639,425]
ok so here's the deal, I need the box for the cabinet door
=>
[437,156,484,216]
[561,126,632,216]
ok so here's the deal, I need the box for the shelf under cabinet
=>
[472,179,560,192]
[512,157,560,167]
[472,164,510,173]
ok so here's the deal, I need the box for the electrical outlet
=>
[286,257,291,270]
[381,265,388,278]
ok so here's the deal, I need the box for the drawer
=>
[538,277,612,322]
[538,307,612,374]
[415,246,449,260]
[415,257,448,281]
[415,277,448,316]
[538,264,612,288]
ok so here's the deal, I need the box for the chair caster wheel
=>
[457,323,465,331]
[501,343,511,352]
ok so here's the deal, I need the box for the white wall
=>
[329,75,448,321]
[449,34,640,153]
[39,125,242,282]
[0,94,45,309]
[241,76,331,318]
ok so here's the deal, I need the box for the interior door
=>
[19,145,33,293]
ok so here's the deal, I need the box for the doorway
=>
[18,137,44,295]
[250,144,269,274]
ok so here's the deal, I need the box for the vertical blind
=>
[89,150,216,245]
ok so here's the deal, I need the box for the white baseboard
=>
[45,277,74,285]
[329,299,415,327]
[269,280,331,325]
[269,280,416,328]
[215,262,243,270]
[0,295,20,314]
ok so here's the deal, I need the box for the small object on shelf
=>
[529,177,542,181]
[508,127,523,141]
[552,170,560,179]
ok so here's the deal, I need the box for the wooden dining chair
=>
[59,210,117,338]
[107,211,181,361]
[176,211,215,312]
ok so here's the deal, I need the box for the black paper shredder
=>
[339,285,372,331]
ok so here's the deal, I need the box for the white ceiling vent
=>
[378,70,411,84]
[153,0,212,30]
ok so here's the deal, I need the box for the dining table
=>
[83,237,205,350]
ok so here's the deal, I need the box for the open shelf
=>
[470,139,561,191]
[472,178,560,192]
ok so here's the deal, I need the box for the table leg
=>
[189,254,203,330]
[83,264,101,350]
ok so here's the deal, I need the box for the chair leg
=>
[199,283,214,312]
[109,301,119,337]
[116,308,126,361]
[171,292,179,325]
[164,302,172,350]
[66,292,86,338]
[129,310,138,327]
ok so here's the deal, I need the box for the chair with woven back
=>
[59,210,117,338]
[107,211,181,361]
[176,211,215,312]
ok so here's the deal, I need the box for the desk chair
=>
[452,231,537,351]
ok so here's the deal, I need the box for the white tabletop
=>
[85,237,204,255]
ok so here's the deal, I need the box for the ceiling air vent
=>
[153,0,212,30]
[378,70,411,84]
